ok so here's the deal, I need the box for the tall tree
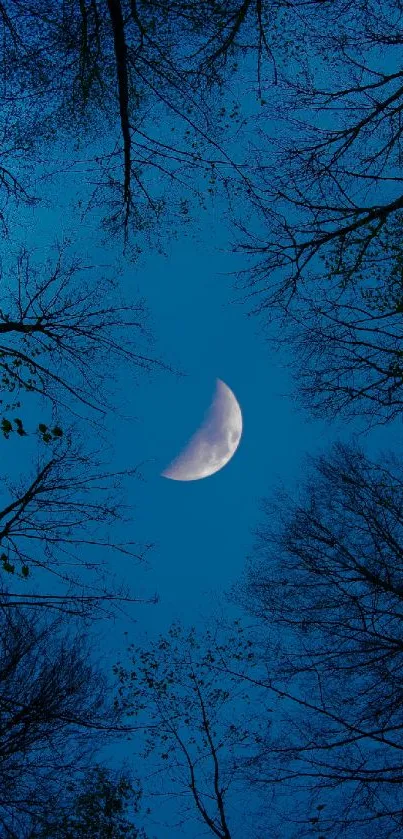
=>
[238,0,403,299]
[0,599,141,838]
[26,765,147,839]
[0,241,160,421]
[0,436,155,620]
[234,0,403,424]
[0,0,281,244]
[231,442,403,837]
[113,621,267,838]
[274,226,403,426]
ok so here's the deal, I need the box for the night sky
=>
[10,160,397,839]
[2,148,339,837]
[7,159,335,636]
[2,4,403,837]
[12,153,395,647]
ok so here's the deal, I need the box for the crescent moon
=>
[161,379,243,481]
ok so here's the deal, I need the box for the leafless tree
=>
[0,436,156,621]
[268,211,403,426]
[113,620,268,838]
[0,241,162,420]
[224,0,403,426]
[0,110,39,236]
[230,441,403,837]
[0,0,283,244]
[235,0,403,298]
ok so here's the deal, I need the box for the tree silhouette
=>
[0,241,160,420]
[270,213,403,426]
[0,599,142,838]
[225,0,403,426]
[114,621,267,838]
[0,0,278,244]
[231,442,403,837]
[237,1,403,298]
[0,437,155,620]
[26,765,147,839]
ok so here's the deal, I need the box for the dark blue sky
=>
[8,165,338,640]
[3,169,337,836]
[97,235,335,637]
[4,63,403,835]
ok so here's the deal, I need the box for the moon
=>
[161,379,243,481]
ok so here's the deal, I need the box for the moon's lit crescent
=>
[161,379,243,481]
